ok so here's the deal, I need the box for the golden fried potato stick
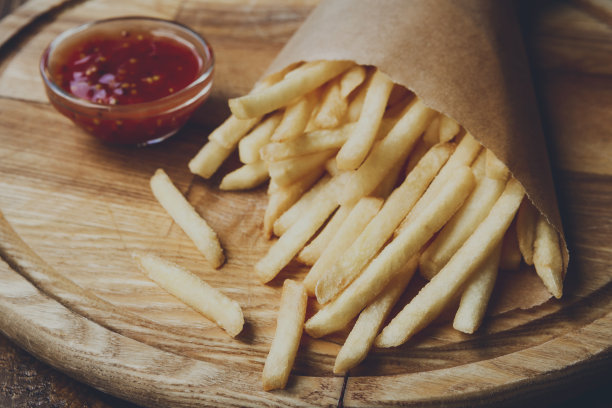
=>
[336,69,394,170]
[339,99,437,206]
[229,60,354,119]
[297,204,351,266]
[189,69,292,176]
[207,61,289,147]
[268,150,335,188]
[419,174,507,280]
[452,242,502,334]
[305,166,475,338]
[395,133,482,236]
[345,78,369,122]
[313,78,346,129]
[404,137,431,175]
[499,220,522,270]
[422,115,441,145]
[303,197,383,296]
[470,149,488,180]
[150,169,225,268]
[324,157,340,177]
[370,156,404,199]
[262,279,307,391]
[238,113,283,164]
[339,65,367,98]
[533,214,564,298]
[438,115,461,143]
[256,174,348,283]
[375,178,524,348]
[271,90,319,141]
[404,114,444,174]
[273,174,333,237]
[188,140,233,179]
[485,149,509,180]
[263,169,325,239]
[315,143,454,304]
[209,115,261,150]
[133,253,243,337]
[219,161,269,191]
[300,140,415,267]
[333,256,417,374]
[516,199,538,265]
[274,172,347,237]
[260,122,355,162]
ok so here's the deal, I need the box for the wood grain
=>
[0,0,611,407]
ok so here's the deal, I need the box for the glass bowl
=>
[40,17,214,146]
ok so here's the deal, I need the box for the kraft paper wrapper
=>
[264,0,569,312]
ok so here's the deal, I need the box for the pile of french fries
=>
[147,60,564,390]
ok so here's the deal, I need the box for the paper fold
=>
[264,0,568,310]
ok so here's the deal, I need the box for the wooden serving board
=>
[0,0,611,406]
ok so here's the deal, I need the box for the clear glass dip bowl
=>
[40,17,214,146]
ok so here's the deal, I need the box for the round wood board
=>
[0,0,611,407]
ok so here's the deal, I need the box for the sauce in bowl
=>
[41,17,214,145]
[58,29,202,105]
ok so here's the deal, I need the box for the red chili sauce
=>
[58,29,202,105]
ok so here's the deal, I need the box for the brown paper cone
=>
[265,0,569,311]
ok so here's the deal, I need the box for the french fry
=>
[263,169,325,239]
[256,174,348,283]
[422,115,441,145]
[324,156,340,177]
[219,161,269,191]
[452,242,502,334]
[303,197,383,296]
[333,256,418,374]
[345,78,369,123]
[395,133,482,236]
[375,178,524,348]
[336,69,395,170]
[404,137,432,175]
[499,219,522,270]
[533,214,564,298]
[315,143,454,304]
[209,115,261,150]
[181,57,569,380]
[516,199,538,265]
[485,149,509,180]
[206,61,288,143]
[471,149,488,180]
[297,204,351,266]
[339,98,437,206]
[271,90,319,141]
[133,253,243,337]
[262,279,307,391]
[260,123,355,162]
[229,60,354,119]
[150,169,225,268]
[438,115,461,143]
[238,113,283,164]
[273,174,332,237]
[312,79,346,129]
[305,166,475,337]
[419,174,507,280]
[339,65,367,98]
[268,150,335,188]
[404,114,443,175]
[188,139,234,179]
[370,157,403,198]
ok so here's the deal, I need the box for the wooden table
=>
[0,0,611,407]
